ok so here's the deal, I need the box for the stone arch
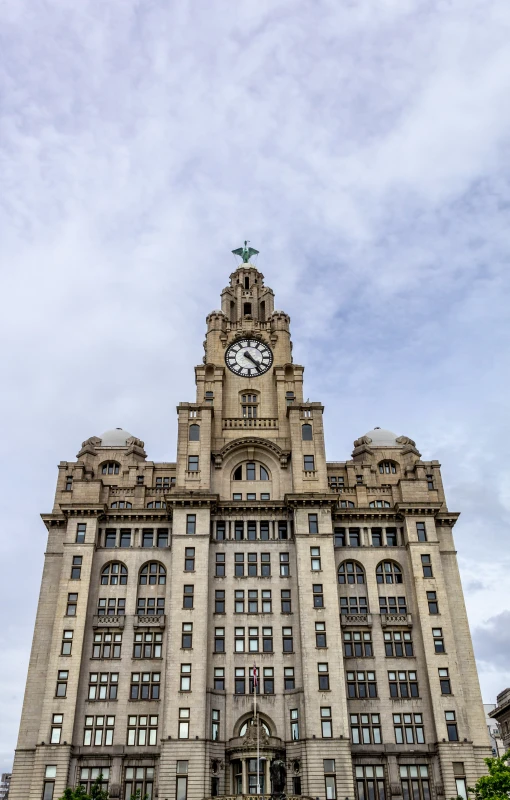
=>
[234,711,276,739]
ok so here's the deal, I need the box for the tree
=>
[129,791,149,800]
[469,750,510,800]
[58,775,109,800]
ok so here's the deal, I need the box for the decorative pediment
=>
[213,437,290,469]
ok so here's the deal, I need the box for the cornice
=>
[216,500,288,514]
[395,503,443,516]
[166,492,219,510]
[284,493,337,508]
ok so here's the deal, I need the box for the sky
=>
[1,0,510,775]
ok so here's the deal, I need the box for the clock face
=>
[225,339,273,377]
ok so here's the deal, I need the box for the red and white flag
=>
[252,664,258,688]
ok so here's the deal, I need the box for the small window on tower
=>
[243,303,252,316]
[205,391,214,403]
[241,393,258,418]
[244,277,250,290]
[302,424,313,441]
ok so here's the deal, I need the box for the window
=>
[157,528,168,547]
[282,626,294,652]
[302,424,313,440]
[235,668,245,694]
[124,767,155,799]
[180,663,192,691]
[88,672,119,700]
[205,390,214,403]
[304,455,315,471]
[427,591,439,614]
[376,561,403,584]
[432,628,445,653]
[214,667,225,690]
[245,520,256,538]
[369,501,391,508]
[185,547,195,571]
[400,765,430,800]
[356,475,363,485]
[216,521,226,540]
[248,591,258,613]
[384,631,414,657]
[142,529,154,547]
[318,663,330,690]
[248,627,259,652]
[234,626,245,652]
[427,474,434,490]
[66,593,78,616]
[101,562,128,585]
[315,621,327,648]
[329,476,344,489]
[215,553,225,577]
[50,713,63,744]
[241,394,258,418]
[388,670,419,698]
[334,529,346,547]
[137,597,165,616]
[186,514,196,534]
[261,493,270,501]
[92,631,122,659]
[338,561,365,584]
[356,767,386,800]
[110,501,132,509]
[43,765,57,800]
[346,670,377,698]
[284,667,295,690]
[246,462,257,480]
[70,556,82,579]
[102,462,120,475]
[83,715,115,746]
[176,761,189,800]
[386,528,398,546]
[313,584,324,607]
[61,629,73,656]
[421,554,433,577]
[212,709,220,741]
[179,708,190,738]
[350,713,382,744]
[343,631,373,657]
[281,590,291,613]
[139,562,166,585]
[183,585,194,608]
[263,667,274,694]
[280,553,290,576]
[127,714,158,746]
[290,708,299,740]
[181,623,193,649]
[248,553,258,576]
[379,595,407,614]
[146,501,166,509]
[340,596,368,615]
[340,500,355,508]
[310,546,321,570]
[286,391,295,406]
[348,529,360,546]
[133,631,163,659]
[76,523,86,543]
[214,628,225,653]
[188,456,199,472]
[453,764,468,800]
[259,521,270,539]
[234,553,244,576]
[416,522,427,542]
[308,514,319,534]
[393,713,424,744]
[261,589,272,612]
[55,670,68,697]
[137,475,144,485]
[439,668,452,694]
[379,461,397,474]
[234,590,245,613]
[372,528,383,545]
[235,522,244,541]
[259,553,270,576]
[320,706,332,738]
[120,529,131,547]
[78,767,110,795]
[262,626,273,652]
[155,476,171,488]
[248,665,260,693]
[215,590,225,614]
[189,424,200,441]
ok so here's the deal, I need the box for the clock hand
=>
[244,350,261,370]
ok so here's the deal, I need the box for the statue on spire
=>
[232,240,259,263]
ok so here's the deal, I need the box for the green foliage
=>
[58,775,109,800]
[468,750,510,800]
[129,790,149,800]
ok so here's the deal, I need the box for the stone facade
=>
[11,261,491,800]
[489,689,510,754]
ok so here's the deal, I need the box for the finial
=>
[232,240,259,263]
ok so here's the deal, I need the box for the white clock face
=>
[225,339,273,376]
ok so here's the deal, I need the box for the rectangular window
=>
[180,663,191,692]
[280,553,290,576]
[313,584,324,607]
[179,708,190,739]
[290,708,299,740]
[215,590,225,614]
[421,554,433,577]
[235,552,245,577]
[350,713,382,744]
[235,668,245,695]
[248,627,258,652]
[120,529,131,547]
[321,706,332,738]
[132,631,162,659]
[105,529,117,547]
[248,590,258,613]
[183,585,194,608]
[388,670,419,698]
[76,523,86,543]
[247,493,256,501]
[43,764,57,800]
[281,589,292,613]
[379,595,407,614]
[66,593,78,616]
[137,475,144,485]
[88,672,119,700]
[124,767,154,799]
[318,662,330,690]
[136,597,165,616]
[70,555,82,579]
[248,553,257,576]
[215,553,225,577]
[416,522,427,542]
[185,547,195,571]
[278,521,288,540]
[188,456,199,472]
[349,529,360,547]
[284,667,295,690]
[263,667,274,694]
[83,715,115,746]
[61,629,73,656]
[386,528,398,546]
[50,713,63,744]
[433,628,445,653]
[262,626,273,652]
[340,596,368,615]
[261,493,270,501]
[97,597,126,616]
[334,528,346,547]
[182,623,193,649]
[216,521,226,540]
[343,631,373,657]
[235,521,244,541]
[393,713,424,744]
[427,475,434,490]
[55,670,68,697]
[356,766,386,800]
[126,714,158,746]
[247,521,257,539]
[324,773,337,800]
[384,631,414,657]
[372,529,382,547]
[346,670,377,698]
[439,668,452,694]
[235,590,245,613]
[282,627,293,652]
[308,514,319,533]
[304,455,315,471]
[315,621,327,648]
[453,765,467,800]
[142,529,154,548]
[261,553,271,577]
[186,514,196,534]
[157,528,169,547]
[260,521,270,539]
[400,765,430,800]
[233,493,242,501]
[310,546,321,570]
[212,709,220,741]
[214,627,225,653]
[235,627,245,652]
[261,589,272,613]
[214,667,225,690]
[427,591,439,614]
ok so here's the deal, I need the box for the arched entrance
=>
[227,715,285,795]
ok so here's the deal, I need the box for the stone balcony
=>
[381,613,413,628]
[340,613,373,627]
[134,614,166,629]
[93,615,125,629]
[223,418,278,429]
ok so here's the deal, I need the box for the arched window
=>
[379,461,397,475]
[101,462,120,475]
[369,500,390,508]
[338,561,365,585]
[139,562,166,585]
[189,424,200,441]
[147,501,166,509]
[101,562,128,586]
[376,561,403,584]
[302,424,313,441]
[232,462,271,481]
[340,500,355,508]
[111,501,132,509]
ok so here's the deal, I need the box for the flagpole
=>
[254,662,260,796]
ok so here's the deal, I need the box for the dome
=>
[99,428,133,447]
[363,427,399,446]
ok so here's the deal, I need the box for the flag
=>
[252,663,258,688]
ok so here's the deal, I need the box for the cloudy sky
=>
[1,0,510,774]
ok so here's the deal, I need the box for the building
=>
[0,774,11,800]
[489,690,510,754]
[483,704,505,757]
[10,254,491,800]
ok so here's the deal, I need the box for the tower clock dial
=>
[225,339,273,376]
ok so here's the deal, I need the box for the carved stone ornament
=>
[210,758,224,773]
[242,717,270,748]
[109,784,121,798]
[353,435,373,448]
[81,435,102,449]
[390,783,403,796]
[126,436,145,449]
[395,436,417,447]
[435,784,445,796]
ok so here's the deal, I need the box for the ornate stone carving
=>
[241,717,270,748]
[353,435,373,447]
[395,435,417,447]
[390,783,403,796]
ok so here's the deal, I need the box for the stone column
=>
[242,759,248,795]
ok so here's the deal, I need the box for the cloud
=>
[473,612,510,669]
